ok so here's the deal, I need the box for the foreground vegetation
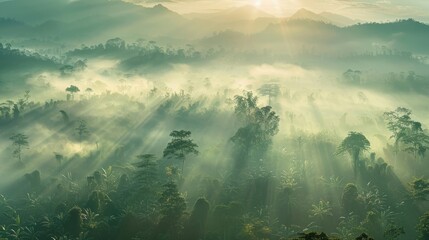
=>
[1,87,429,240]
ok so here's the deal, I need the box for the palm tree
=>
[337,132,370,177]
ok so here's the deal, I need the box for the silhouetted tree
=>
[341,183,364,215]
[9,133,29,165]
[24,170,41,190]
[66,85,80,100]
[105,37,126,50]
[337,132,370,177]
[75,120,90,149]
[12,104,19,119]
[234,91,258,124]
[410,178,429,200]
[163,130,199,174]
[54,152,64,166]
[258,83,280,106]
[211,202,243,239]
[133,154,159,212]
[157,181,186,239]
[59,110,69,123]
[384,107,429,157]
[231,92,279,164]
[183,198,210,240]
[64,207,82,238]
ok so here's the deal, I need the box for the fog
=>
[1,1,429,240]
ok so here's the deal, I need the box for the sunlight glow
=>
[253,0,262,7]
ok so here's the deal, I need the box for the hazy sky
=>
[131,0,429,22]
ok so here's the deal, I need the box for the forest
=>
[1,0,429,239]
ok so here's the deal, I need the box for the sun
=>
[252,0,262,7]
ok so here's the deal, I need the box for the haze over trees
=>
[1,1,429,240]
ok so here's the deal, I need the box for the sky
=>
[129,0,429,22]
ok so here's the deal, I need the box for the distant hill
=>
[185,5,280,34]
[0,44,59,73]
[185,5,274,21]
[287,8,358,27]
[200,18,429,55]
[0,44,60,95]
[0,18,31,37]
[0,1,427,52]
[0,0,188,42]
[319,12,358,26]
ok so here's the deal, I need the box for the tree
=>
[183,198,210,240]
[66,85,80,100]
[163,130,199,174]
[342,69,362,84]
[64,207,83,238]
[157,181,186,239]
[85,88,93,99]
[341,183,364,215]
[12,104,19,119]
[258,83,280,106]
[9,133,29,165]
[384,107,429,157]
[234,91,258,124]
[337,132,370,177]
[417,212,429,240]
[231,92,280,164]
[54,152,64,166]
[59,110,69,123]
[410,178,429,200]
[105,37,126,50]
[24,170,41,190]
[133,154,159,211]
[75,120,90,149]
[0,103,11,120]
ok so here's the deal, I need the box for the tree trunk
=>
[182,158,185,174]
[352,151,359,178]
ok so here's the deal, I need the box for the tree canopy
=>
[163,130,199,173]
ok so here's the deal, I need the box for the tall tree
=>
[337,132,370,177]
[231,91,280,164]
[384,107,429,157]
[258,83,280,106]
[12,104,19,119]
[64,207,83,238]
[75,120,90,149]
[133,154,159,212]
[163,130,199,174]
[234,91,258,124]
[66,85,80,100]
[183,198,210,240]
[157,181,186,239]
[9,133,29,165]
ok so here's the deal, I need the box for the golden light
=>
[253,0,262,7]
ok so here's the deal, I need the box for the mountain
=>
[289,8,329,22]
[0,0,188,43]
[185,5,279,34]
[200,19,429,56]
[0,18,31,37]
[287,8,357,27]
[185,5,274,22]
[319,12,358,26]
